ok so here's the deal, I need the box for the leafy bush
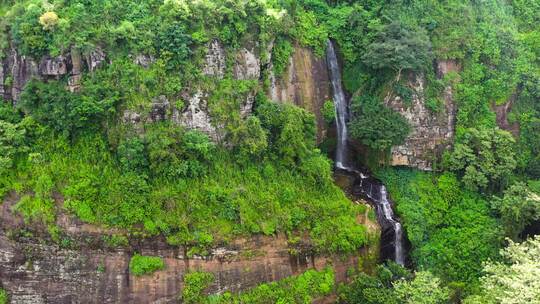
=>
[272,36,294,77]
[445,127,516,191]
[39,11,59,30]
[491,182,540,240]
[337,262,412,304]
[0,288,7,304]
[349,95,411,151]
[321,100,335,124]
[157,22,192,69]
[129,254,165,276]
[362,21,432,75]
[212,267,334,303]
[18,80,115,138]
[182,272,215,304]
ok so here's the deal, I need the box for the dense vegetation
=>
[0,288,6,304]
[182,268,334,303]
[0,0,539,303]
[129,254,165,276]
[0,0,371,256]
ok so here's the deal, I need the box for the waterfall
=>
[326,40,349,169]
[326,40,405,265]
[379,186,405,265]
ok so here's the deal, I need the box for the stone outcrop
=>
[173,91,218,140]
[387,60,459,170]
[38,56,68,76]
[2,47,39,102]
[269,45,331,141]
[493,94,520,137]
[0,193,378,303]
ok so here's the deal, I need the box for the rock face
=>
[493,94,520,137]
[269,45,332,141]
[386,60,459,170]
[0,193,377,303]
[2,47,39,102]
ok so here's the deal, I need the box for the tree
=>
[362,21,432,80]
[492,182,540,240]
[394,271,450,304]
[445,127,517,191]
[348,94,410,151]
[464,236,540,304]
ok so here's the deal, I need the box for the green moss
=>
[129,254,165,276]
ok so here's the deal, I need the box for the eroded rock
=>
[268,45,331,141]
[387,60,459,170]
[203,40,226,79]
[39,56,67,76]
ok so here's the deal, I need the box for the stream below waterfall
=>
[326,40,406,265]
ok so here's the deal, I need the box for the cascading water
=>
[326,40,349,169]
[326,40,405,265]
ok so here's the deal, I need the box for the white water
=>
[326,40,349,169]
[326,40,405,265]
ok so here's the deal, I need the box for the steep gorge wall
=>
[0,193,378,303]
[385,60,459,170]
[269,45,332,141]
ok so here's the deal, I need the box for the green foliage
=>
[464,236,540,304]
[293,9,328,56]
[182,272,215,304]
[271,36,294,77]
[394,271,450,304]
[211,267,334,303]
[337,262,412,304]
[321,100,335,124]
[378,168,503,292]
[0,288,7,304]
[117,137,148,175]
[348,95,411,151]
[129,254,165,276]
[18,80,115,138]
[491,182,540,240]
[157,22,192,69]
[10,1,51,58]
[445,127,517,191]
[7,124,365,254]
[363,22,432,74]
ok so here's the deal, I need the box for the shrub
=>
[0,288,7,304]
[129,254,165,276]
[39,11,59,30]
[321,100,335,124]
[182,272,215,304]
[348,95,410,151]
[445,127,517,191]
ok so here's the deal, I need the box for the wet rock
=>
[150,95,170,122]
[85,48,106,72]
[8,48,39,102]
[0,60,6,99]
[268,45,331,142]
[68,48,83,92]
[39,56,67,76]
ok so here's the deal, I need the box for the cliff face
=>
[0,41,331,142]
[386,60,459,170]
[0,193,378,303]
[269,45,332,141]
